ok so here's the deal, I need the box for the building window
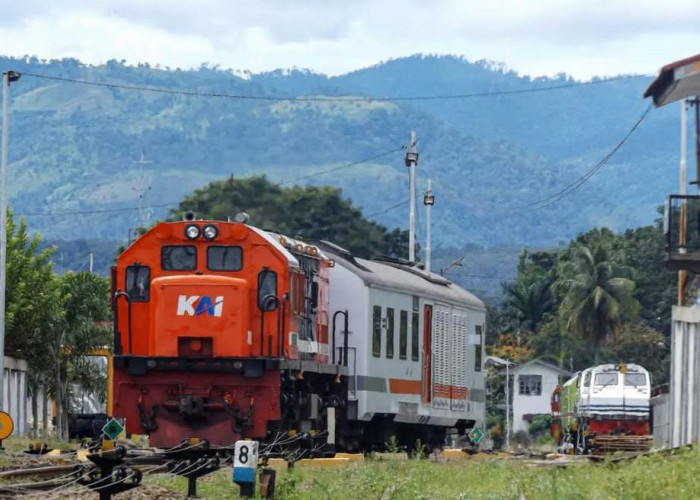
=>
[519,375,542,396]
[207,246,243,271]
[399,310,408,359]
[162,245,197,270]
[474,325,483,372]
[372,306,381,358]
[386,308,394,359]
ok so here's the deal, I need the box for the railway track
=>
[0,432,333,499]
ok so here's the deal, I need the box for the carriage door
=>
[422,305,433,404]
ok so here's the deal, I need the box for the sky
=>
[1,0,699,79]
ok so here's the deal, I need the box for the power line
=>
[522,104,652,210]
[282,146,405,184]
[20,72,650,103]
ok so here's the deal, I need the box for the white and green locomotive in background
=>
[551,364,651,454]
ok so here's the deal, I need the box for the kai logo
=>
[177,295,224,317]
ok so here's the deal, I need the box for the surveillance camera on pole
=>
[0,70,21,410]
[405,131,419,263]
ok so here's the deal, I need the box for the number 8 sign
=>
[233,440,259,485]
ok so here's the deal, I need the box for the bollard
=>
[259,468,276,499]
[232,440,259,498]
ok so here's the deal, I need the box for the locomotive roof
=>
[322,244,485,311]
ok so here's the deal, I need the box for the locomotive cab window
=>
[207,246,242,271]
[125,265,150,301]
[162,245,197,270]
[625,373,647,387]
[258,269,278,311]
[594,373,618,387]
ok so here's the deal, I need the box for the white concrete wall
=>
[511,364,561,433]
[670,306,700,447]
[2,356,28,437]
[652,392,670,449]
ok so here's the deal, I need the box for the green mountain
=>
[1,54,678,287]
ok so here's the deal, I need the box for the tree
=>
[50,272,112,440]
[502,279,553,334]
[556,244,640,361]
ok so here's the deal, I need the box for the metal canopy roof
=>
[644,53,700,107]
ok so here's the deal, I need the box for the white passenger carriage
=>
[320,242,486,450]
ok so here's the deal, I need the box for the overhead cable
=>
[20,72,649,103]
[522,104,652,210]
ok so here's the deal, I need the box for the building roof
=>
[484,355,514,368]
[508,358,572,377]
[644,53,700,107]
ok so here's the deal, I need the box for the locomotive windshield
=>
[594,373,618,387]
[162,246,197,270]
[624,373,647,387]
[207,246,242,271]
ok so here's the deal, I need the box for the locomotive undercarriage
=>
[114,355,348,453]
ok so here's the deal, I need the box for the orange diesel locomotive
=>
[111,217,346,447]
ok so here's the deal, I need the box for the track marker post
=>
[233,440,258,498]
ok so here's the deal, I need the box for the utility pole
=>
[405,131,419,262]
[679,100,688,306]
[89,253,94,273]
[0,70,20,410]
[505,358,510,451]
[423,179,435,272]
[132,150,153,231]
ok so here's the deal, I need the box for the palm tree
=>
[502,278,553,334]
[556,244,639,362]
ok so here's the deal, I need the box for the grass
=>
[145,447,700,499]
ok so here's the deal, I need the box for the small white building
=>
[509,359,570,433]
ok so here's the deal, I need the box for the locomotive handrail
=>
[332,310,349,366]
[113,291,133,355]
[278,294,288,358]
[259,294,280,357]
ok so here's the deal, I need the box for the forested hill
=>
[1,54,677,250]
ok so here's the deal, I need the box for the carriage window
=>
[411,311,419,361]
[125,265,150,301]
[519,375,542,396]
[207,246,242,271]
[584,371,592,387]
[162,246,197,270]
[594,373,618,386]
[386,308,395,359]
[399,310,408,359]
[625,373,646,387]
[372,306,381,358]
[474,325,483,372]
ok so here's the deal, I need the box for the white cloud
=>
[1,0,699,78]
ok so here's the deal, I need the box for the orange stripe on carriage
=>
[434,384,451,398]
[450,386,468,400]
[389,378,421,395]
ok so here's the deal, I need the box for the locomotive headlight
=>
[202,224,218,240]
[185,224,200,240]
